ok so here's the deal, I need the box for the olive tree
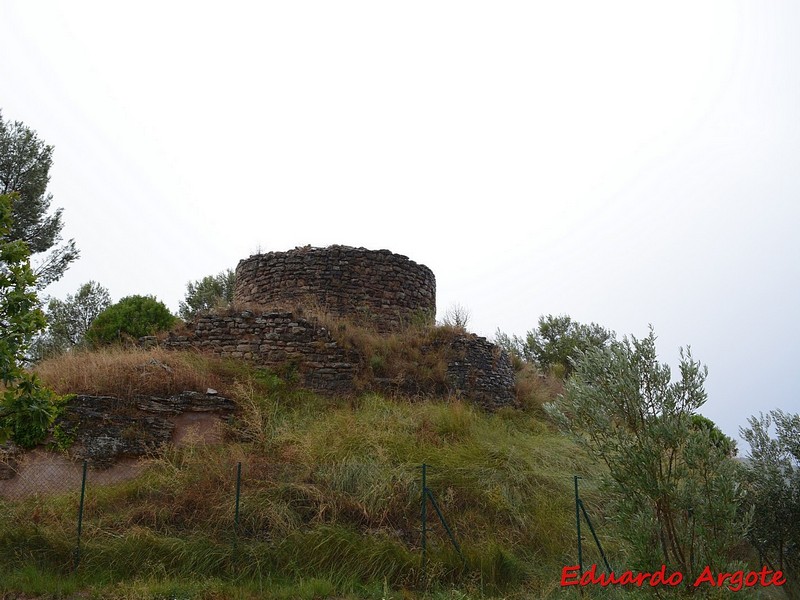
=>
[32,281,111,358]
[740,410,799,598]
[545,328,746,580]
[178,269,235,320]
[496,314,613,377]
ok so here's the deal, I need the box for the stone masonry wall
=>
[164,310,517,409]
[164,311,357,393]
[164,245,516,409]
[234,246,436,332]
[444,335,516,410]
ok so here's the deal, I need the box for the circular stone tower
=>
[234,245,436,331]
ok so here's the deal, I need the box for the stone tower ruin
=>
[234,245,436,331]
[166,245,516,408]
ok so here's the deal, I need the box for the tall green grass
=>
[2,354,617,599]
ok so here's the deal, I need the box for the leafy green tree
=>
[545,328,746,580]
[32,281,111,358]
[691,413,737,457]
[0,111,78,287]
[0,193,59,447]
[496,314,613,377]
[740,410,799,598]
[178,269,235,320]
[86,295,176,345]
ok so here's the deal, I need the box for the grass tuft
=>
[34,347,242,399]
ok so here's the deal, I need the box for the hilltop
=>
[0,333,612,599]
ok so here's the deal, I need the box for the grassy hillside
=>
[0,345,617,599]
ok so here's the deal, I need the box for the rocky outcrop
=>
[164,311,357,393]
[54,391,235,468]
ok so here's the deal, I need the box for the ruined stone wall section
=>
[444,336,517,410]
[234,246,436,332]
[165,310,517,409]
[164,246,517,408]
[164,311,356,393]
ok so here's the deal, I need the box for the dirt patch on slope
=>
[0,450,142,500]
[171,411,224,446]
[0,412,225,500]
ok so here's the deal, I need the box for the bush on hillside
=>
[439,303,471,331]
[86,295,176,345]
[178,269,235,320]
[691,413,737,457]
[546,327,746,580]
[0,192,60,447]
[497,314,613,377]
[740,410,800,596]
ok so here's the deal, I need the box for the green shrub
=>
[1,377,60,449]
[178,269,235,320]
[546,328,747,580]
[86,295,176,345]
[497,314,613,377]
[0,192,61,448]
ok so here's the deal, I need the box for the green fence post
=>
[233,461,242,561]
[579,500,612,574]
[574,475,582,576]
[421,462,427,582]
[74,460,88,571]
[427,488,466,568]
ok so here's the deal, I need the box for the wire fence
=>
[573,475,612,577]
[0,455,483,576]
[0,452,608,586]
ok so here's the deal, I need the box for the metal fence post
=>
[579,499,612,574]
[421,462,427,582]
[574,475,582,576]
[74,460,88,570]
[427,488,466,568]
[233,461,242,561]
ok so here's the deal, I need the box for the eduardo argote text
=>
[561,564,786,592]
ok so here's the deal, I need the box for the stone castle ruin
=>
[165,245,515,409]
[1,245,517,486]
[234,246,436,332]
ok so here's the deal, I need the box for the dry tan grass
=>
[217,299,458,396]
[513,361,564,413]
[316,316,460,395]
[34,346,235,399]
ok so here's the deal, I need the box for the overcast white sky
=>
[1,1,798,444]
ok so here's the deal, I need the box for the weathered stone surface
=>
[135,391,236,414]
[165,311,516,409]
[164,312,358,394]
[54,391,235,468]
[444,335,517,409]
[164,245,516,410]
[234,246,436,332]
